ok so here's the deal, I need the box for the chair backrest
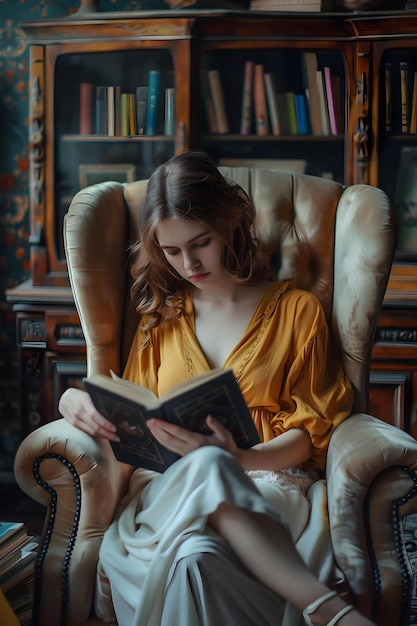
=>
[64,168,395,413]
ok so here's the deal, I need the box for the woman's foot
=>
[303,590,375,625]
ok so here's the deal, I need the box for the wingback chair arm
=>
[14,419,132,626]
[332,185,395,413]
[326,414,417,622]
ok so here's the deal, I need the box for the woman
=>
[59,150,374,626]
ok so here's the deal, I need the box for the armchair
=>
[14,168,417,626]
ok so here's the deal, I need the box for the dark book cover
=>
[84,368,260,472]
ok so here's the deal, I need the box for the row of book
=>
[250,0,323,11]
[385,60,417,134]
[0,521,39,625]
[79,71,175,137]
[202,53,343,137]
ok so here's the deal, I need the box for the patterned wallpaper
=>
[0,0,168,470]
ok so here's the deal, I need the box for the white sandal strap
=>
[303,590,338,624]
[327,604,354,626]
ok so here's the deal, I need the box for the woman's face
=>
[155,217,227,289]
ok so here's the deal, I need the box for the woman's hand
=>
[59,387,120,441]
[146,414,239,458]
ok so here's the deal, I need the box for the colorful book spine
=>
[208,69,229,134]
[128,93,137,135]
[254,64,269,136]
[136,86,148,136]
[323,66,338,136]
[79,82,93,134]
[294,93,309,135]
[164,87,175,136]
[146,70,160,136]
[302,51,322,135]
[95,85,107,135]
[410,72,417,134]
[201,70,218,134]
[285,92,297,135]
[264,72,280,136]
[120,92,130,137]
[400,61,409,133]
[240,60,254,135]
[384,61,392,133]
[107,85,115,137]
[315,70,330,136]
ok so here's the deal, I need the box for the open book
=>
[84,368,261,472]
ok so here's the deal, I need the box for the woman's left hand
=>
[146,415,239,458]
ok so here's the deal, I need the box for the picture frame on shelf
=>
[78,163,136,189]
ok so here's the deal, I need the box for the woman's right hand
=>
[59,387,120,441]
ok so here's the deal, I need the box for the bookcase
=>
[5,8,417,438]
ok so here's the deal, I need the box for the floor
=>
[0,472,45,537]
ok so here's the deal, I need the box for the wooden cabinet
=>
[6,9,417,435]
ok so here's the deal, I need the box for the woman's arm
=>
[59,387,120,441]
[147,415,312,472]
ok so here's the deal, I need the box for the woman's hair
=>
[130,149,269,335]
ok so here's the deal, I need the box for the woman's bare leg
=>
[208,503,374,626]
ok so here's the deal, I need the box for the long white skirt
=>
[95,447,334,626]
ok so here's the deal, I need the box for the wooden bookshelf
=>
[5,8,417,436]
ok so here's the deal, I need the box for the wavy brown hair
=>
[130,150,269,337]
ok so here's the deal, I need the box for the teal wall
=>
[0,0,167,470]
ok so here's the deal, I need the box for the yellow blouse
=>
[123,281,354,471]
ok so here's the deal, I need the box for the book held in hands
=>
[84,368,261,472]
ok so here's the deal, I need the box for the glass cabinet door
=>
[375,42,417,262]
[52,44,179,266]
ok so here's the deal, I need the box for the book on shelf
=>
[410,72,417,134]
[114,85,122,136]
[330,74,343,135]
[276,92,291,135]
[323,66,338,135]
[285,92,298,134]
[264,72,281,136]
[79,82,93,134]
[302,51,322,135]
[315,69,331,136]
[201,70,219,134]
[95,85,108,135]
[208,69,229,134]
[136,86,148,136]
[146,70,160,136]
[164,87,175,136]
[240,60,254,135]
[84,367,261,472]
[120,92,130,137]
[400,61,409,133]
[254,64,269,136]
[107,85,115,137]
[128,93,137,135]
[294,93,309,134]
[384,61,392,133]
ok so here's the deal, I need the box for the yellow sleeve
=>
[270,293,353,471]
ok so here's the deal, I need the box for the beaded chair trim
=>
[32,452,82,626]
[364,465,417,625]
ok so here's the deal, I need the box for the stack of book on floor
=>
[0,522,39,625]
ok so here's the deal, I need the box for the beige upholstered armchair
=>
[14,168,417,626]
